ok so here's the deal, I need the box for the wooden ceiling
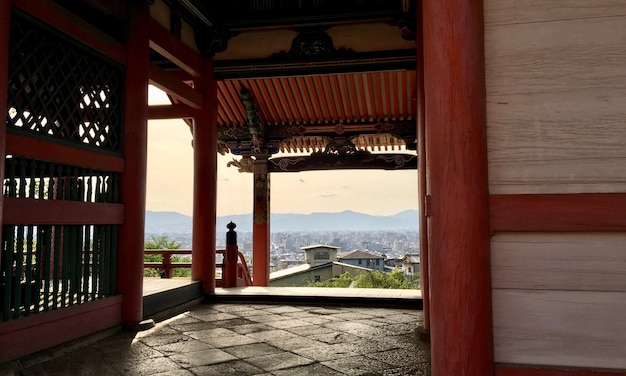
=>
[217,70,416,153]
[153,0,418,156]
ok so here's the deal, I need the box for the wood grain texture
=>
[484,5,626,194]
[496,365,626,376]
[491,232,626,291]
[423,0,493,374]
[485,0,626,26]
[493,289,626,369]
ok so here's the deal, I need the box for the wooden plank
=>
[148,63,202,109]
[485,14,626,194]
[490,193,626,232]
[6,133,125,172]
[496,365,626,376]
[491,232,626,291]
[493,289,626,369]
[485,16,626,96]
[3,197,124,225]
[148,104,193,120]
[485,0,626,26]
[13,0,126,65]
[148,18,203,77]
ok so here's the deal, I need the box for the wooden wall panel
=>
[484,1,626,194]
[485,1,626,26]
[493,289,626,369]
[491,232,626,291]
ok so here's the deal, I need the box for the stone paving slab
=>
[9,302,430,376]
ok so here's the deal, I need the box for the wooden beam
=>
[6,133,125,172]
[268,154,417,172]
[149,63,203,109]
[148,104,194,120]
[495,366,623,376]
[12,0,126,65]
[0,296,122,363]
[490,193,626,233]
[423,0,494,374]
[3,198,124,225]
[148,18,203,77]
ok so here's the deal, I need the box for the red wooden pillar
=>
[223,222,238,287]
[192,59,217,294]
[117,4,150,324]
[423,0,494,375]
[252,156,270,286]
[0,0,9,242]
[415,1,430,335]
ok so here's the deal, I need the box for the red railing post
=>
[223,222,238,287]
[163,253,172,278]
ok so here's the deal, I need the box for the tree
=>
[143,235,187,277]
[306,268,419,289]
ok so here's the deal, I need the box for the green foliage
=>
[306,268,419,289]
[143,235,189,277]
[308,272,354,288]
[144,234,181,250]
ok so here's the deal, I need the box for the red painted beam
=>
[3,197,123,225]
[192,59,218,294]
[0,296,122,363]
[148,18,203,77]
[423,0,494,374]
[495,366,626,376]
[117,4,150,324]
[148,104,194,120]
[12,0,126,66]
[6,133,125,172]
[490,193,626,233]
[149,63,203,109]
[0,0,10,250]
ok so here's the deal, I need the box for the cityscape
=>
[145,210,420,277]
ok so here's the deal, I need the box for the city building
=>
[401,254,420,278]
[337,250,385,271]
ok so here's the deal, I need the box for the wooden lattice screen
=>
[1,10,123,321]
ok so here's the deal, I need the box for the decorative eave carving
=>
[269,153,417,172]
[195,26,233,57]
[270,30,356,59]
[226,155,254,173]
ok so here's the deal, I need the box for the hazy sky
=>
[146,87,418,217]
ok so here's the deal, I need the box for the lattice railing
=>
[6,10,124,153]
[1,156,119,321]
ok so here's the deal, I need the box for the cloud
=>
[318,192,339,198]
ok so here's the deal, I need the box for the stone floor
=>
[9,302,430,375]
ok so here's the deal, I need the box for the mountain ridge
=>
[145,209,419,233]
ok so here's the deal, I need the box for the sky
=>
[146,86,418,217]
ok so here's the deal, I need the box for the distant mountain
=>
[145,210,419,234]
